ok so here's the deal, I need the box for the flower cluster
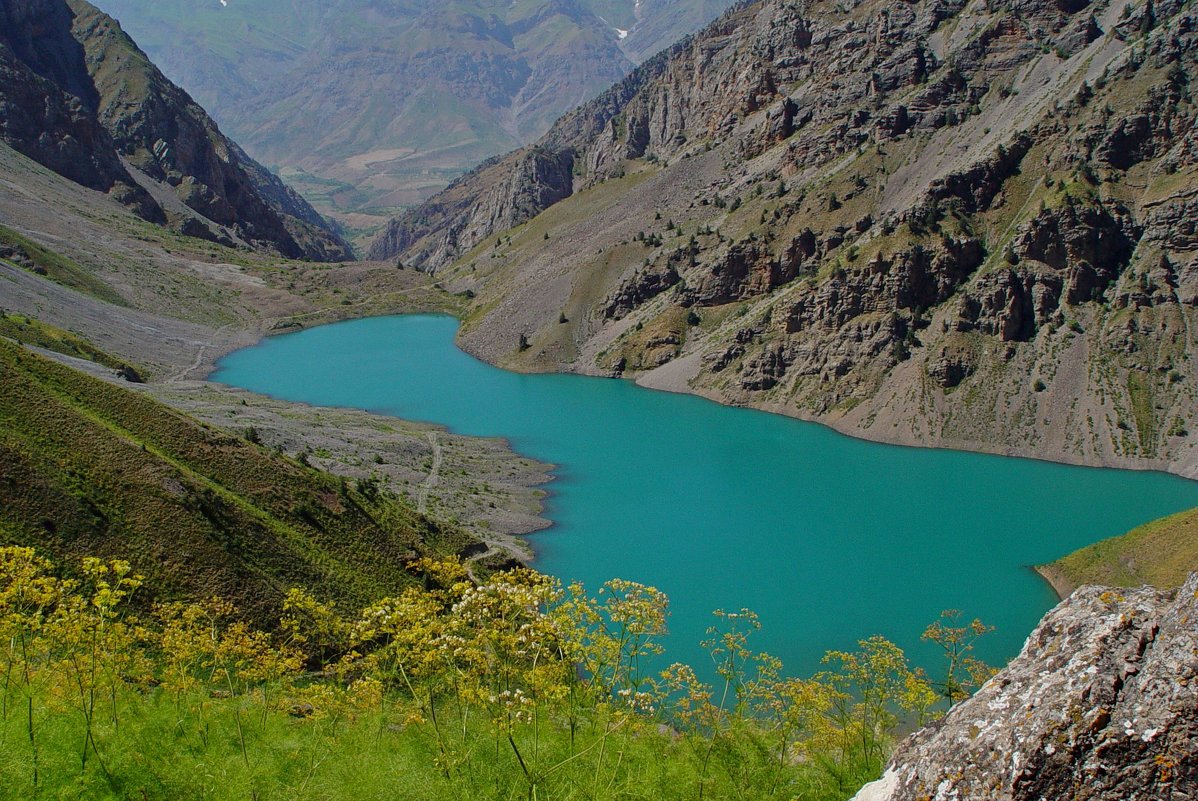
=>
[0,547,988,799]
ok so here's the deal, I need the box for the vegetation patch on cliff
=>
[1041,506,1198,595]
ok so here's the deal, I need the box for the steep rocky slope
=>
[0,0,351,261]
[372,0,1198,477]
[853,573,1198,801]
[95,0,739,238]
[0,0,160,217]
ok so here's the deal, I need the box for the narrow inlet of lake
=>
[211,314,1198,677]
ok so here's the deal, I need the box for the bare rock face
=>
[0,0,160,217]
[603,259,684,320]
[853,574,1198,801]
[1012,200,1138,304]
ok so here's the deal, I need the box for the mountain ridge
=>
[93,0,740,240]
[367,0,1198,478]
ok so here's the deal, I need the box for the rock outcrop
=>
[0,0,160,218]
[0,0,351,261]
[853,574,1198,801]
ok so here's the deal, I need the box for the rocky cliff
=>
[853,573,1198,801]
[369,0,1198,477]
[0,0,160,217]
[0,0,351,261]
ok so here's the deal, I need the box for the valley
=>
[0,0,1195,796]
[93,0,740,245]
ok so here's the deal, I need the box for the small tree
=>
[921,610,995,706]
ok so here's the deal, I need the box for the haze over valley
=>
[93,0,739,244]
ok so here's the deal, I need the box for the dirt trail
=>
[416,431,443,513]
[171,324,233,382]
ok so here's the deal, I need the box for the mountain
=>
[369,0,1198,478]
[0,0,351,261]
[91,0,740,241]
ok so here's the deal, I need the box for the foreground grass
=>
[0,688,814,801]
[1043,506,1198,593]
[0,550,996,801]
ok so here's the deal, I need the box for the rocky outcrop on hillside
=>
[852,573,1198,801]
[0,0,350,261]
[0,0,160,218]
[367,0,1198,477]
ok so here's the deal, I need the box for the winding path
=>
[416,431,443,514]
[171,324,232,382]
[414,431,511,583]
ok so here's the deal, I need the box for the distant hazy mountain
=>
[0,0,351,261]
[93,0,738,241]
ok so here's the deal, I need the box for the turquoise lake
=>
[212,314,1198,677]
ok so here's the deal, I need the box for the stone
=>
[851,574,1198,801]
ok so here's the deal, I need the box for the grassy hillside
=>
[0,338,474,626]
[0,223,126,305]
[0,311,130,371]
[1040,507,1198,595]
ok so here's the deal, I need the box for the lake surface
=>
[212,314,1198,677]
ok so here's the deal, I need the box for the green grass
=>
[1126,369,1157,454]
[0,311,131,372]
[1043,507,1198,592]
[0,688,773,801]
[0,224,125,305]
[0,339,474,627]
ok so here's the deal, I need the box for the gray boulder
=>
[854,574,1198,801]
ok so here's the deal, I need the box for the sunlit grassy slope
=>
[0,338,473,626]
[1043,507,1198,593]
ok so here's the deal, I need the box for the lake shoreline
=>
[186,310,1198,484]
[1032,564,1076,602]
[208,312,1198,678]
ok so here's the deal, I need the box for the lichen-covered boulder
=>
[854,575,1198,801]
